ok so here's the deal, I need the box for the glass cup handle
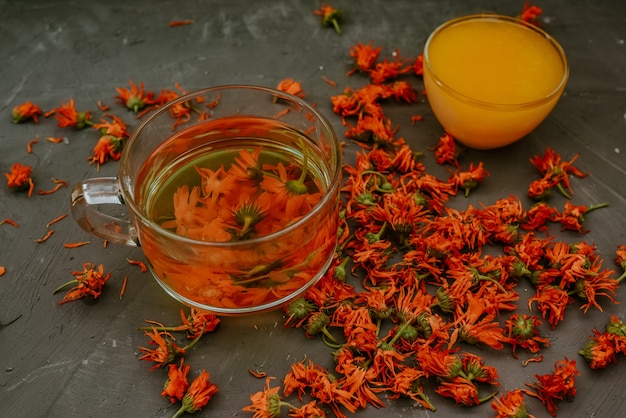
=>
[70,177,139,246]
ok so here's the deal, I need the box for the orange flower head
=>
[180,308,221,339]
[179,370,218,414]
[242,376,282,417]
[49,98,92,129]
[115,80,157,113]
[55,263,112,305]
[491,389,532,418]
[161,359,190,404]
[349,42,382,73]
[5,162,33,193]
[276,78,306,99]
[12,101,43,123]
[606,315,626,337]
[93,114,130,138]
[89,135,123,168]
[579,331,617,370]
[314,3,342,34]
[138,328,186,369]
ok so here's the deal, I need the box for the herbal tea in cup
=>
[71,85,342,315]
[423,14,569,149]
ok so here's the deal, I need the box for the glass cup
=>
[423,14,569,149]
[71,85,342,315]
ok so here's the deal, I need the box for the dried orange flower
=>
[175,370,218,416]
[4,162,34,196]
[89,135,123,168]
[276,78,306,99]
[11,101,43,123]
[115,80,159,113]
[46,98,93,129]
[54,262,111,304]
[314,3,343,34]
[93,114,130,138]
[162,359,190,404]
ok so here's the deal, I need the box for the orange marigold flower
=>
[313,3,342,34]
[276,78,306,99]
[161,359,190,404]
[348,41,382,75]
[11,101,43,123]
[528,284,573,329]
[4,162,34,196]
[179,308,221,339]
[115,80,158,113]
[553,201,608,233]
[503,313,550,358]
[93,114,130,138]
[386,80,417,103]
[89,135,123,168]
[368,55,413,85]
[491,389,534,418]
[579,330,618,370]
[243,376,284,417]
[434,376,481,406]
[138,328,186,370]
[528,146,588,200]
[176,370,218,415]
[449,162,490,197]
[523,357,579,417]
[47,98,92,129]
[431,133,459,168]
[155,84,195,128]
[142,308,221,340]
[54,262,111,305]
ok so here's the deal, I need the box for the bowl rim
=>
[423,13,570,110]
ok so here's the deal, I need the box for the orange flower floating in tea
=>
[142,138,338,309]
[159,144,323,243]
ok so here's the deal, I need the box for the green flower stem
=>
[171,405,186,418]
[472,268,508,294]
[181,322,206,351]
[321,329,343,349]
[556,184,572,200]
[585,202,609,212]
[137,325,185,332]
[386,320,414,347]
[333,256,351,280]
[478,390,498,404]
[419,390,436,411]
[362,170,394,193]
[285,138,309,195]
[366,221,387,243]
[53,280,79,294]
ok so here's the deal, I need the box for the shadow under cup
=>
[71,85,342,315]
[423,14,569,150]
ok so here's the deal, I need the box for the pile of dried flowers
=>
[236,43,617,418]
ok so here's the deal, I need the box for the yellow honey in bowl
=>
[423,14,568,149]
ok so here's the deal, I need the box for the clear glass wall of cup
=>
[423,14,569,149]
[71,85,342,315]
